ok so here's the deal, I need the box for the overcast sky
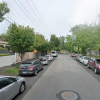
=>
[0,0,100,40]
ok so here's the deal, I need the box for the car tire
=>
[19,82,25,94]
[87,64,90,69]
[94,68,98,74]
[34,70,38,76]
[41,66,44,70]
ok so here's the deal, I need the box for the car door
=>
[2,77,19,100]
[0,78,4,100]
[37,61,42,70]
[34,61,40,71]
[92,59,96,69]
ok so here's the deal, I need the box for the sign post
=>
[34,50,37,59]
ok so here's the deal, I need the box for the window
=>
[0,77,16,89]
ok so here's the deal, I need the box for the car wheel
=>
[94,68,98,74]
[34,70,38,76]
[19,83,25,94]
[41,66,44,70]
[87,64,90,69]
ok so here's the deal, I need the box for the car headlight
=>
[99,66,100,68]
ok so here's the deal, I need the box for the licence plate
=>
[23,72,27,73]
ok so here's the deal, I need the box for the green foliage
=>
[0,47,7,50]
[50,34,60,50]
[0,33,7,41]
[34,33,50,51]
[7,23,35,61]
[0,53,10,56]
[59,36,66,50]
[0,2,10,22]
[3,65,20,75]
[67,24,98,56]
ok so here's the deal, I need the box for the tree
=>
[65,35,74,53]
[50,34,60,50]
[70,24,97,56]
[59,36,65,50]
[7,23,35,62]
[0,2,10,22]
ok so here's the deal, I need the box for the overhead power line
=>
[31,0,50,30]
[7,3,28,25]
[26,0,47,30]
[14,0,36,27]
[6,15,20,25]
[14,0,47,31]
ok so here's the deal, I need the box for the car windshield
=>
[52,52,56,54]
[96,59,100,64]
[84,57,89,60]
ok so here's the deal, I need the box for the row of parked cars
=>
[75,54,100,74]
[0,51,58,100]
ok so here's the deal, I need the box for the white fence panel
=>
[0,55,16,67]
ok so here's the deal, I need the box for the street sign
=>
[34,49,37,54]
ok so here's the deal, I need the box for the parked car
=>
[71,53,77,57]
[76,55,82,61]
[78,55,83,62]
[39,56,49,65]
[80,56,90,65]
[45,55,53,61]
[0,75,25,100]
[51,51,58,57]
[19,60,43,76]
[88,58,100,74]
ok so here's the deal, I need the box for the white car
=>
[51,51,58,57]
[80,56,90,65]
[39,56,49,65]
[45,55,53,61]
[78,56,83,62]
[0,75,26,100]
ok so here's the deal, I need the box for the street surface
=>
[21,55,100,100]
[13,58,56,100]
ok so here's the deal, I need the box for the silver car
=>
[0,75,26,100]
[39,56,49,65]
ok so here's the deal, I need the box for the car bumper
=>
[42,61,48,65]
[19,70,35,75]
[97,69,100,73]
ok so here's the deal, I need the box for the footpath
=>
[0,59,34,76]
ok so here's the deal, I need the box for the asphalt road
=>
[22,54,100,100]
[13,57,56,100]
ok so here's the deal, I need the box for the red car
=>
[88,58,100,74]
[71,53,77,57]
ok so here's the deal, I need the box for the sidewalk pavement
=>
[0,59,35,76]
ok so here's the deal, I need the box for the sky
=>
[0,0,100,40]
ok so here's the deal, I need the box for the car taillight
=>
[29,66,34,71]
[19,67,21,71]
[45,59,47,61]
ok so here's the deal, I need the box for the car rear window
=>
[84,57,89,60]
[52,52,56,54]
[96,59,100,64]
[22,61,32,64]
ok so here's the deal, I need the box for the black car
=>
[19,60,43,76]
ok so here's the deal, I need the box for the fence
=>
[16,52,36,62]
[0,55,16,67]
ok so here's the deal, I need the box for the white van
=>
[51,51,58,57]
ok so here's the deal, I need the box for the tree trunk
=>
[99,49,100,57]
[90,50,91,57]
[78,47,79,55]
